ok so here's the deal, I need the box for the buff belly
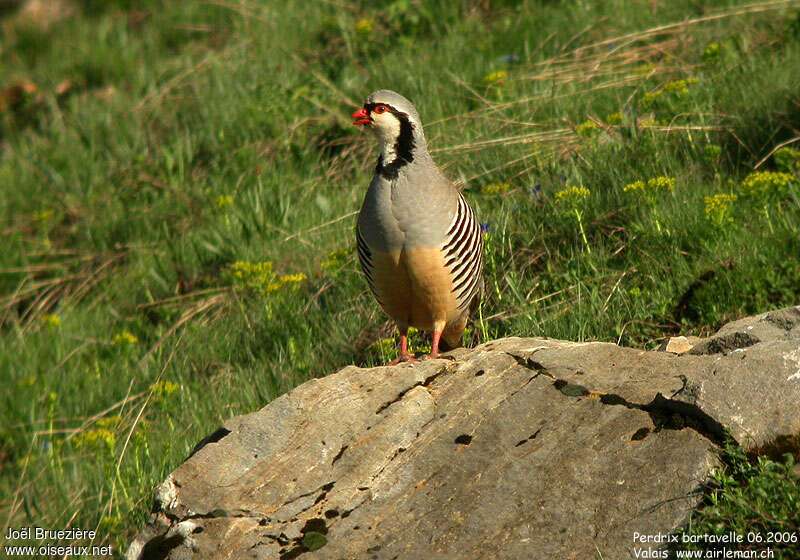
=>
[371,247,460,331]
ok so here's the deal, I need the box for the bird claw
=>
[387,355,418,366]
[419,353,456,362]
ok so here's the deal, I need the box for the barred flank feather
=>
[442,193,483,311]
[356,224,381,304]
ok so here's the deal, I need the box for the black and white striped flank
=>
[442,193,483,310]
[356,224,382,304]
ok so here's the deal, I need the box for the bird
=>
[351,90,483,364]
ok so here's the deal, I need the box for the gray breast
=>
[358,164,457,252]
[357,174,404,254]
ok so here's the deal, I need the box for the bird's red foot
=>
[385,329,417,366]
[387,354,418,366]
[419,352,456,362]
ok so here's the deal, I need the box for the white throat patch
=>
[370,113,402,165]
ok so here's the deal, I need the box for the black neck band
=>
[365,103,415,179]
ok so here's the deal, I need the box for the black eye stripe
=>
[364,103,403,117]
[364,102,389,113]
[363,101,416,178]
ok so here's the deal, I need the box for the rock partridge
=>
[352,90,483,363]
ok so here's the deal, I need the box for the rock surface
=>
[658,335,701,354]
[126,306,800,560]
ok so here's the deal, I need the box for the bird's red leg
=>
[429,330,442,359]
[387,328,417,366]
[423,327,455,361]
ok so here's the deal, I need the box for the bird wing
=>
[441,192,483,312]
[356,223,381,305]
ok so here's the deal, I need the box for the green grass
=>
[677,442,800,559]
[1,0,799,556]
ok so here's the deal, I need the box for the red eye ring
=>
[373,105,388,114]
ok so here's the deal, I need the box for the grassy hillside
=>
[1,0,799,556]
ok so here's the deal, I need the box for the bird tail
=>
[440,314,467,352]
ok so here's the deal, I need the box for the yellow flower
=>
[646,176,675,192]
[322,249,350,269]
[230,261,282,296]
[372,337,395,353]
[265,281,283,292]
[113,331,139,345]
[100,515,121,532]
[278,273,307,284]
[703,43,721,61]
[149,380,179,398]
[623,180,645,194]
[95,416,123,430]
[704,193,738,227]
[216,195,234,210]
[482,70,507,85]
[553,187,593,248]
[33,209,54,222]
[329,249,350,260]
[773,147,800,172]
[17,376,36,388]
[575,120,598,136]
[231,260,272,279]
[640,79,697,108]
[624,176,674,195]
[482,182,510,195]
[740,171,794,199]
[354,18,373,35]
[261,273,307,293]
[42,314,61,328]
[663,78,697,93]
[640,91,662,108]
[371,336,398,360]
[554,186,591,208]
[73,428,116,452]
[604,112,623,125]
[703,144,722,161]
[623,177,675,211]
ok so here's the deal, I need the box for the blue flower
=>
[500,54,520,64]
[527,184,542,199]
[479,222,492,234]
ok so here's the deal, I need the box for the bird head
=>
[351,90,425,171]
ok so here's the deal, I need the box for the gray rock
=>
[126,306,800,560]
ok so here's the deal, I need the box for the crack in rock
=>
[510,352,727,446]
[507,353,551,374]
[374,365,451,414]
[331,444,348,465]
[188,427,232,459]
